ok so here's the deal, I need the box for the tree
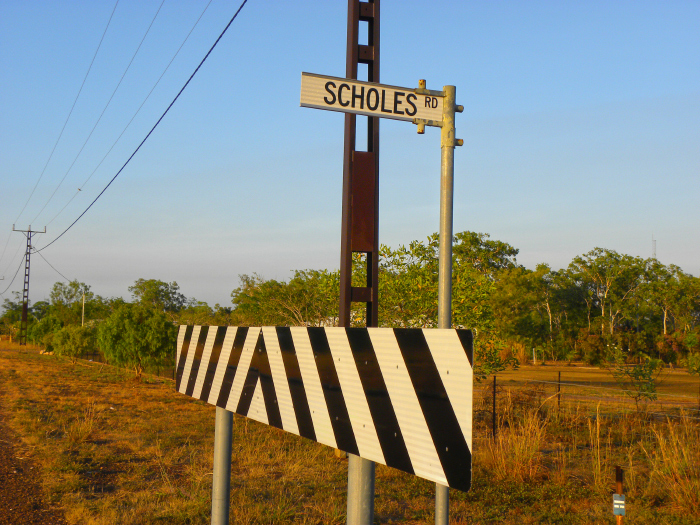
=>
[129,279,187,317]
[98,304,177,378]
[0,292,23,340]
[28,315,63,347]
[611,352,663,410]
[31,300,51,321]
[231,270,339,327]
[377,233,514,379]
[53,325,95,364]
[452,231,519,278]
[684,352,700,376]
[569,248,644,336]
[49,280,93,325]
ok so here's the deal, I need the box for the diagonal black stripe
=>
[185,326,209,397]
[394,328,472,492]
[236,332,283,429]
[216,327,249,408]
[200,326,227,403]
[307,328,358,455]
[276,327,316,441]
[175,325,194,390]
[345,328,414,475]
[455,329,474,367]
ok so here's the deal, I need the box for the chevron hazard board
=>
[175,326,473,492]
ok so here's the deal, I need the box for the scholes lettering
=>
[324,82,421,117]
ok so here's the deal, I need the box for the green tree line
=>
[2,231,699,379]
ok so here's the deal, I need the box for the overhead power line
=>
[37,0,249,252]
[34,250,72,283]
[44,0,216,228]
[0,235,13,273]
[30,0,166,225]
[0,253,27,297]
[0,238,25,280]
[12,0,120,227]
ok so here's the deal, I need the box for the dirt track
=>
[0,412,67,525]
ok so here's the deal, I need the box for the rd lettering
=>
[323,81,418,117]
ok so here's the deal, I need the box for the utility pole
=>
[12,226,45,346]
[340,2,379,524]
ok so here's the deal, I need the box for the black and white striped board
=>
[175,326,473,492]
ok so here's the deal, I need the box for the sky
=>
[1,0,698,308]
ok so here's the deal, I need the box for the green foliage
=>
[0,292,23,340]
[53,325,95,364]
[129,279,186,315]
[377,233,499,331]
[49,280,93,325]
[97,304,177,378]
[611,353,663,409]
[28,315,63,345]
[31,300,51,320]
[684,352,700,376]
[473,335,519,381]
[232,270,339,327]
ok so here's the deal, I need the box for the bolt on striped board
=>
[175,326,473,492]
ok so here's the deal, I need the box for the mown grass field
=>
[1,342,699,524]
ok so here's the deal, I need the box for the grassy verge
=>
[1,344,699,524]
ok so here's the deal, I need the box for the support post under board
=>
[211,406,233,525]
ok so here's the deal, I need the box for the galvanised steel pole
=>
[435,85,457,525]
[347,454,376,524]
[211,406,233,525]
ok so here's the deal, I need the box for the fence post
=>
[614,466,624,524]
[557,371,561,415]
[492,375,497,438]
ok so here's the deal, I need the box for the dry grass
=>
[2,345,700,524]
[644,413,700,511]
[483,393,548,482]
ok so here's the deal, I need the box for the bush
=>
[611,352,663,410]
[97,304,176,378]
[53,325,96,363]
[28,315,63,346]
[684,352,700,376]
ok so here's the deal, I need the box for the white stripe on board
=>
[290,327,337,449]
[205,326,238,404]
[367,328,446,485]
[422,329,473,450]
[176,325,187,366]
[326,328,385,464]
[247,377,268,425]
[179,326,201,394]
[224,328,260,413]
[191,327,218,399]
[263,327,299,436]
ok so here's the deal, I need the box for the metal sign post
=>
[338,2,380,524]
[211,407,233,525]
[435,84,457,525]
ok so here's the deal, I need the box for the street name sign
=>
[300,72,443,123]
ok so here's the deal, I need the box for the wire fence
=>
[474,371,700,439]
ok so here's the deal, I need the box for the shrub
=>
[97,304,176,378]
[611,353,663,410]
[53,325,96,363]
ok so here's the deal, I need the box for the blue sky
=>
[1,0,698,307]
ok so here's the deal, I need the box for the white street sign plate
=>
[300,72,443,123]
